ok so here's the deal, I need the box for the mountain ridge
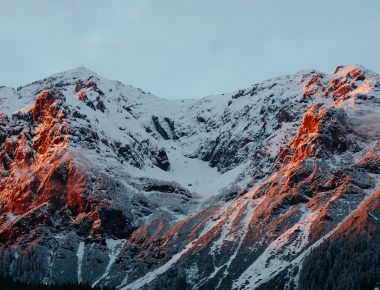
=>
[0,64,379,289]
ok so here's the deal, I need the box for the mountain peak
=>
[50,66,100,81]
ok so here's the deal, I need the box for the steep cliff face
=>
[0,64,379,289]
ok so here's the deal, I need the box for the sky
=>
[1,0,380,99]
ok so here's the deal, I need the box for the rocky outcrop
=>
[152,116,170,140]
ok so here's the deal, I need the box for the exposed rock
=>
[152,116,170,140]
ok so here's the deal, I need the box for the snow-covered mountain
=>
[0,64,379,289]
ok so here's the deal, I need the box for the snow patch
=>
[135,143,249,199]
[92,239,126,287]
[76,242,85,283]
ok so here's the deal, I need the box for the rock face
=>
[0,64,379,289]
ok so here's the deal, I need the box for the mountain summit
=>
[0,64,379,289]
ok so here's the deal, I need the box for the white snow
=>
[232,205,318,289]
[0,87,28,115]
[119,242,194,290]
[76,242,85,283]
[135,143,249,199]
[369,211,379,221]
[0,65,332,203]
[195,196,261,289]
[117,204,227,289]
[119,188,263,290]
[233,176,380,290]
[92,239,126,287]
[6,212,19,222]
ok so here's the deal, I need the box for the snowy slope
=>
[0,66,318,201]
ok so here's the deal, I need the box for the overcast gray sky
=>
[1,0,380,99]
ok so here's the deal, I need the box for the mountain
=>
[0,64,379,290]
